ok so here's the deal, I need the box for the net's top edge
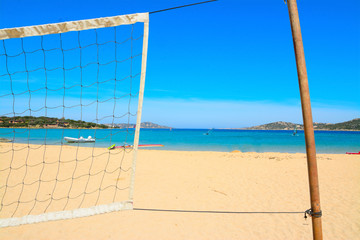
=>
[0,12,149,40]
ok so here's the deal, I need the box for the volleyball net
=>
[0,12,149,227]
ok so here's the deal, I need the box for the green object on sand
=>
[108,144,116,150]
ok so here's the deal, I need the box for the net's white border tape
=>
[0,12,149,40]
[0,201,133,227]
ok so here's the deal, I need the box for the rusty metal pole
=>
[286,0,323,239]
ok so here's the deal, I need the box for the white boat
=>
[64,136,95,143]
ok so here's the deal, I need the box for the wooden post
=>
[286,0,323,239]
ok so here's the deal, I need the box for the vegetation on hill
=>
[246,121,300,130]
[316,118,360,130]
[0,116,109,129]
[245,118,360,131]
[0,116,170,129]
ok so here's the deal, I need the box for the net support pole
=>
[129,15,149,201]
[286,1,323,239]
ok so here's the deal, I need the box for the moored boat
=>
[64,136,95,143]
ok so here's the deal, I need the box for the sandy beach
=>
[0,143,359,239]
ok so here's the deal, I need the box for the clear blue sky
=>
[0,0,359,128]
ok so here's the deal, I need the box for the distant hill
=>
[0,116,171,129]
[106,122,170,129]
[245,118,360,131]
[141,122,170,129]
[0,116,109,129]
[246,121,301,130]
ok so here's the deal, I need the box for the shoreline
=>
[0,142,354,156]
[0,142,354,155]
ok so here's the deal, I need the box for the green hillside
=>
[246,118,360,131]
[0,116,109,129]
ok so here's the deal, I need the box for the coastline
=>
[221,128,360,132]
[1,126,360,131]
[0,125,109,129]
[0,142,354,155]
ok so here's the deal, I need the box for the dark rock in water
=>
[0,138,13,143]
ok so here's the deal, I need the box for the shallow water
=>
[0,128,359,153]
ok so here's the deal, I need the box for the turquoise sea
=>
[0,128,359,154]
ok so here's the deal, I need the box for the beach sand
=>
[0,143,359,239]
